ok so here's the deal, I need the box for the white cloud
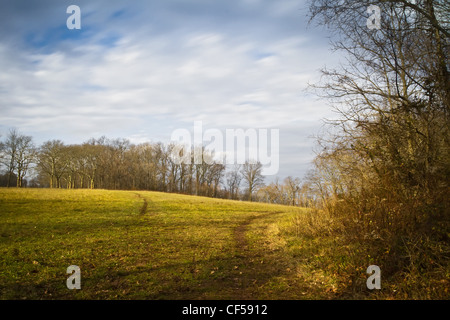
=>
[0,0,339,179]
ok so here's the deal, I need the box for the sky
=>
[0,0,341,181]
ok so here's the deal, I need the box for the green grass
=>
[5,188,439,300]
[0,188,320,300]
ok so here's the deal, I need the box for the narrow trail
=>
[228,211,334,300]
[126,195,315,299]
[233,212,280,251]
[226,211,289,299]
[134,193,148,215]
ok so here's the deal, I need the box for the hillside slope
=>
[0,188,331,299]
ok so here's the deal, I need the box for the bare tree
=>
[226,164,242,200]
[284,176,301,206]
[38,140,67,188]
[241,161,265,201]
[306,0,450,287]
[209,163,225,198]
[1,129,19,187]
[0,135,4,163]
[1,129,35,187]
[79,142,101,189]
[155,142,170,192]
[15,134,35,187]
[259,179,286,204]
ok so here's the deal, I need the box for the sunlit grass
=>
[0,188,311,300]
[5,188,436,300]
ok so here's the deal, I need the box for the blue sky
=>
[0,0,340,181]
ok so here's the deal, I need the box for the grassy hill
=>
[0,188,332,300]
[3,188,444,300]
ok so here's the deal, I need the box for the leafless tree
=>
[14,134,35,188]
[38,140,67,188]
[284,176,301,206]
[1,129,19,187]
[1,129,35,187]
[241,161,265,201]
[307,0,449,244]
[226,164,242,200]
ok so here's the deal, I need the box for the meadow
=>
[0,188,329,299]
[2,188,444,300]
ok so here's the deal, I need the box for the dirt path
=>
[134,192,148,215]
[126,195,319,299]
[229,211,336,300]
[226,211,291,299]
[233,212,282,251]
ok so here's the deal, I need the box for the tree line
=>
[307,0,449,240]
[0,129,310,205]
[305,0,449,295]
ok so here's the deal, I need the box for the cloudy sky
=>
[0,0,341,180]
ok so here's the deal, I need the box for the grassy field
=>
[0,188,335,300]
[3,188,436,300]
